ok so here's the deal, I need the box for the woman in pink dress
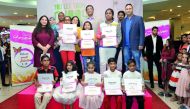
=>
[32,15,55,67]
[175,53,190,104]
[159,39,175,97]
[160,39,176,81]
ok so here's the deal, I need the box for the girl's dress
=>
[79,72,104,109]
[53,71,81,104]
[169,63,181,91]
[175,66,190,97]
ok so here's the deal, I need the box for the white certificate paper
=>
[104,77,122,95]
[59,24,77,44]
[84,86,101,95]
[102,37,117,47]
[64,71,78,80]
[62,79,77,93]
[81,30,94,40]
[124,79,144,96]
[85,74,101,86]
[81,40,95,49]
[102,26,117,37]
[37,84,53,93]
[38,74,54,84]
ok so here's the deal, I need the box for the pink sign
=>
[10,29,32,45]
[145,25,170,39]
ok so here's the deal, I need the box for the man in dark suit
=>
[121,4,145,72]
[142,26,163,88]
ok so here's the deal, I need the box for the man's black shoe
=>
[151,84,154,88]
[2,84,10,87]
[159,84,164,89]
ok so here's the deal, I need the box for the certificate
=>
[84,86,101,95]
[102,37,117,47]
[62,24,77,34]
[60,33,76,44]
[60,24,77,44]
[81,30,94,40]
[85,74,101,86]
[104,77,121,90]
[124,79,144,96]
[104,77,122,95]
[37,84,53,93]
[102,26,116,37]
[62,79,77,93]
[38,73,54,84]
[105,89,123,95]
[64,71,78,80]
[81,40,95,49]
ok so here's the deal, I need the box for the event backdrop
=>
[37,0,143,23]
[143,20,170,81]
[10,25,36,86]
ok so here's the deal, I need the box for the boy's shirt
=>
[35,65,59,78]
[122,70,144,86]
[103,69,122,78]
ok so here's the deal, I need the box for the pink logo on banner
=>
[145,25,170,39]
[10,29,32,45]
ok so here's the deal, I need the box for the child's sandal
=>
[177,100,183,104]
[170,97,177,101]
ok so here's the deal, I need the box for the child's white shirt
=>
[122,70,144,86]
[102,69,122,78]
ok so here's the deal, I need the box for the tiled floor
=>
[0,84,30,103]
[146,83,180,109]
[0,81,181,109]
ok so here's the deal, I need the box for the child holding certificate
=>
[103,58,122,109]
[97,8,121,74]
[34,55,59,109]
[53,60,80,109]
[58,16,77,70]
[79,61,104,109]
[80,21,96,72]
[122,59,144,109]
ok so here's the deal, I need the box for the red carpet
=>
[0,86,170,109]
[146,86,171,109]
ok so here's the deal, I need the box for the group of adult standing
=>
[32,3,165,88]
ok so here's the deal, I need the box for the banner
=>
[10,25,36,86]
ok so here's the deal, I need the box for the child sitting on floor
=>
[34,54,59,109]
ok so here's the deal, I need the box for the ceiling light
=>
[161,10,167,12]
[148,16,156,20]
[13,12,18,15]
[177,14,181,17]
[169,9,173,12]
[177,5,182,8]
[26,15,29,18]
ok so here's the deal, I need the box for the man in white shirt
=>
[142,26,163,89]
